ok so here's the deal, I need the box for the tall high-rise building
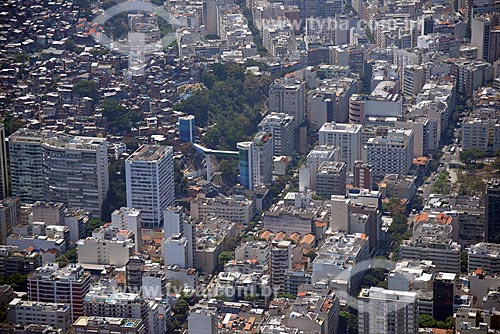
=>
[269,79,305,128]
[433,272,456,321]
[8,129,109,216]
[178,115,196,143]
[0,125,9,200]
[486,179,500,243]
[28,263,91,321]
[471,14,500,63]
[358,287,418,334]
[0,197,20,245]
[237,142,254,190]
[258,113,295,157]
[319,122,362,171]
[111,207,142,253]
[271,240,293,293]
[237,132,273,190]
[125,145,174,228]
[402,65,424,98]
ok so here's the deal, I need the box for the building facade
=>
[125,145,175,228]
[9,129,109,216]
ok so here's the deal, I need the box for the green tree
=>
[86,218,103,237]
[13,54,28,64]
[74,80,98,100]
[101,159,126,221]
[459,148,485,165]
[219,159,238,188]
[218,251,234,266]
[101,100,141,134]
[2,111,23,136]
[461,251,469,274]
[419,314,437,328]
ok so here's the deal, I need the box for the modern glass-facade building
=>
[179,115,195,143]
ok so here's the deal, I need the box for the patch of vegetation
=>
[419,314,454,329]
[456,170,485,197]
[73,79,99,100]
[101,159,127,221]
[432,170,450,194]
[56,248,78,267]
[2,111,24,136]
[101,100,142,134]
[176,62,272,150]
[459,148,485,167]
[0,274,28,292]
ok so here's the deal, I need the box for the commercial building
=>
[111,207,142,253]
[237,132,273,190]
[8,129,109,216]
[433,272,456,321]
[7,300,72,333]
[73,317,146,334]
[358,287,418,334]
[178,115,195,143]
[486,179,500,243]
[366,129,414,179]
[319,122,362,171]
[0,125,9,200]
[28,263,91,321]
[125,145,174,228]
[258,113,295,156]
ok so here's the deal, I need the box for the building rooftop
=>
[127,144,172,162]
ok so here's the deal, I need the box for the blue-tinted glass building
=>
[179,115,195,143]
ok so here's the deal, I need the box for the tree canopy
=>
[101,100,142,134]
[459,148,485,165]
[176,62,272,150]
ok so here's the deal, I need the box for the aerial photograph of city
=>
[0,0,499,332]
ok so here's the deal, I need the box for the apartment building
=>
[258,113,295,156]
[319,122,362,171]
[8,129,109,216]
[367,129,414,179]
[358,287,418,334]
[125,145,174,228]
[7,300,72,333]
[28,263,91,321]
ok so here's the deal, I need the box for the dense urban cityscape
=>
[0,0,499,333]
